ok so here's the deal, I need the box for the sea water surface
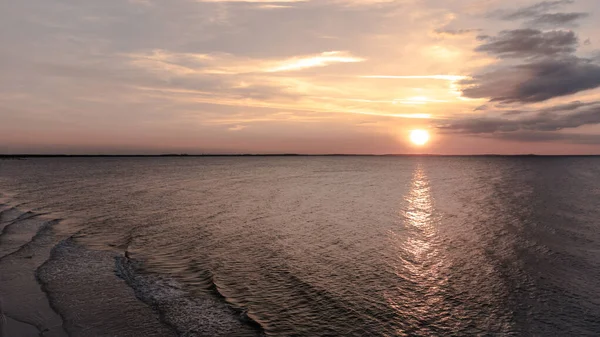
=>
[1,156,600,336]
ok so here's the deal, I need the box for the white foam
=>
[116,258,260,337]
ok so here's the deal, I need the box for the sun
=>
[409,129,430,146]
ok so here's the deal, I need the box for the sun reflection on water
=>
[386,164,449,335]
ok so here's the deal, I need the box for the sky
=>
[1,0,599,154]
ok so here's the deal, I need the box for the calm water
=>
[1,157,600,336]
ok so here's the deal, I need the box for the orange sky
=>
[1,0,600,154]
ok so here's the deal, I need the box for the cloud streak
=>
[128,50,364,75]
[493,0,574,21]
[475,29,578,58]
[461,57,600,103]
[528,12,589,27]
[266,51,364,72]
[361,75,466,80]
[437,101,600,143]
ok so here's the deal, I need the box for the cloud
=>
[228,125,248,131]
[437,101,600,143]
[361,75,466,80]
[461,57,600,103]
[462,24,600,104]
[537,100,589,112]
[493,0,574,21]
[475,29,577,58]
[433,28,482,37]
[128,50,364,75]
[528,12,588,27]
[266,51,364,72]
[490,131,600,144]
[197,0,302,2]
[490,1,588,29]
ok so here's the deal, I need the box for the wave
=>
[2,195,264,337]
[0,204,68,337]
[115,255,263,337]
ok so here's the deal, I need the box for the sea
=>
[1,156,600,336]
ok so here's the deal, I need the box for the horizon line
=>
[2,154,600,158]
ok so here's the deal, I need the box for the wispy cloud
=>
[228,125,248,131]
[266,51,364,72]
[393,96,449,105]
[433,28,482,37]
[475,29,578,58]
[197,0,303,2]
[437,101,600,143]
[528,12,588,27]
[360,75,467,81]
[128,50,364,75]
[491,0,574,21]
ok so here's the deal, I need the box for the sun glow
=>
[409,129,430,146]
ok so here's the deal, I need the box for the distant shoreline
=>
[2,154,600,158]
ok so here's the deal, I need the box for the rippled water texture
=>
[1,157,600,336]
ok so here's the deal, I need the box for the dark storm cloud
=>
[528,12,589,27]
[437,101,600,136]
[494,0,574,21]
[475,29,577,58]
[461,57,600,103]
